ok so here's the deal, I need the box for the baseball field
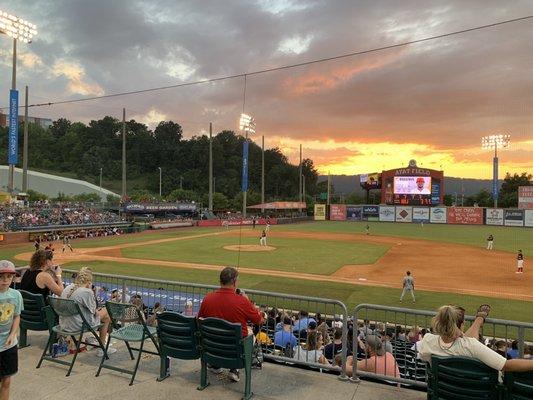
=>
[4,221,533,322]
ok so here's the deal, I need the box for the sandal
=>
[476,304,491,322]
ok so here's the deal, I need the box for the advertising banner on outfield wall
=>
[395,206,413,223]
[447,207,483,225]
[504,209,524,227]
[412,207,430,222]
[346,206,363,221]
[314,204,326,220]
[330,204,347,221]
[430,207,447,223]
[485,208,504,226]
[379,206,395,222]
[525,210,533,227]
[362,205,380,221]
[518,186,533,209]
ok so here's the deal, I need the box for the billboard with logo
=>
[395,206,413,223]
[379,206,395,222]
[518,186,533,209]
[430,207,447,223]
[330,204,347,221]
[412,207,430,222]
[362,205,380,221]
[346,206,363,221]
[314,204,326,220]
[525,210,533,227]
[447,207,483,225]
[504,209,524,227]
[485,208,504,226]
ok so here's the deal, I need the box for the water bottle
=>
[52,343,59,358]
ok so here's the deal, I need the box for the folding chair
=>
[37,297,107,377]
[96,301,160,385]
[19,290,54,349]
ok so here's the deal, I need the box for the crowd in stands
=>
[0,203,122,231]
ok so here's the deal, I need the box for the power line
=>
[2,14,533,111]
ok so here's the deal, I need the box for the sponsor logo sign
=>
[518,186,533,209]
[412,207,430,222]
[447,207,483,225]
[8,90,19,165]
[430,207,447,223]
[362,205,380,221]
[504,209,524,227]
[525,210,533,227]
[379,206,395,222]
[330,204,347,221]
[314,204,326,220]
[346,206,363,221]
[485,208,504,226]
[123,203,197,212]
[395,206,413,223]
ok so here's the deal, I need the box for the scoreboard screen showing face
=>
[393,176,433,205]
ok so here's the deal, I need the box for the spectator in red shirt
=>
[198,266,263,382]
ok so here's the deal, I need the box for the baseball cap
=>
[365,335,385,356]
[0,260,16,275]
[308,320,317,330]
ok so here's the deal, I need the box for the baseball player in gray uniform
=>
[400,270,416,302]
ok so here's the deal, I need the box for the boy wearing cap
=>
[0,260,23,400]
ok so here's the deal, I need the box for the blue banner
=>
[492,157,499,199]
[431,182,440,205]
[8,90,19,165]
[241,140,249,192]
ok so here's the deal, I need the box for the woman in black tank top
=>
[19,249,64,300]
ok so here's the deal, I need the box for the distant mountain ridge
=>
[318,175,499,197]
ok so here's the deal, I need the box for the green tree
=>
[498,172,532,208]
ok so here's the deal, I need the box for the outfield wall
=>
[317,204,533,227]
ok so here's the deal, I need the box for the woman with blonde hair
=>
[20,250,64,299]
[419,305,533,372]
[60,267,115,355]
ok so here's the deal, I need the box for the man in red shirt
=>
[198,266,263,381]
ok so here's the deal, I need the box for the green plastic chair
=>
[428,355,501,400]
[19,290,54,349]
[504,371,533,399]
[156,311,201,381]
[198,317,254,400]
[37,297,106,377]
[96,301,160,386]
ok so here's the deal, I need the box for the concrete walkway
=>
[14,332,426,400]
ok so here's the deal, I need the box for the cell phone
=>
[236,288,242,295]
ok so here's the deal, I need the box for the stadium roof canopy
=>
[247,201,306,209]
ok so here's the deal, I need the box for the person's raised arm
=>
[38,271,64,296]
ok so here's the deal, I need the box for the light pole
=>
[239,113,256,217]
[482,134,511,208]
[158,167,162,197]
[1,10,37,194]
[99,167,103,200]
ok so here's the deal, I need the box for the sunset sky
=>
[1,0,532,178]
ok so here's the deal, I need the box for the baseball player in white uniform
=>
[516,250,524,274]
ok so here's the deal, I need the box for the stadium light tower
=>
[239,113,256,217]
[0,9,38,194]
[481,134,510,208]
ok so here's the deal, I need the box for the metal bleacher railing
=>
[19,267,533,388]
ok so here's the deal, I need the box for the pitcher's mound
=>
[223,245,276,252]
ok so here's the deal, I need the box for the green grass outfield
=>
[276,221,533,254]
[121,235,388,275]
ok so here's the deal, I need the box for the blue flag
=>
[8,90,19,165]
[242,141,249,192]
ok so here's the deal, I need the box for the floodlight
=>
[481,134,511,150]
[0,9,38,43]
[239,113,256,134]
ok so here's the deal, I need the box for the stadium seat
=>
[198,317,254,400]
[504,371,533,399]
[37,297,107,377]
[428,355,501,400]
[19,290,54,349]
[156,311,201,381]
[96,301,160,385]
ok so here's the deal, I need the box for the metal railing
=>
[352,304,533,387]
[60,269,350,379]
